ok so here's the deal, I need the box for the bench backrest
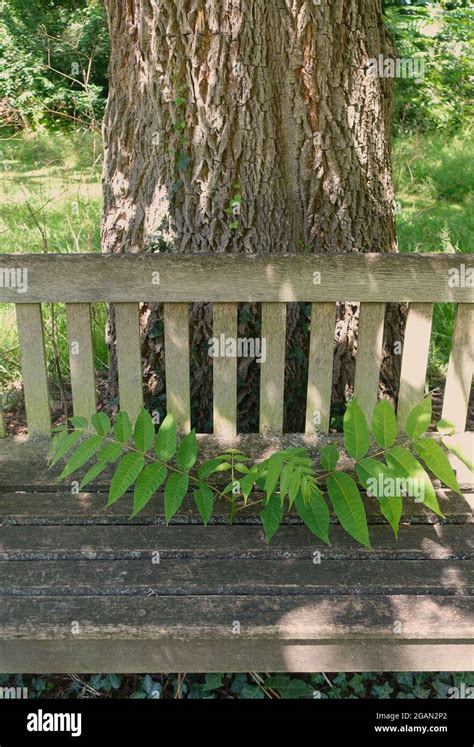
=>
[1,253,473,438]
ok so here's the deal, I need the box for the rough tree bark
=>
[101,0,404,432]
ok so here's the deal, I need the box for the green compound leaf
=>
[49,429,83,467]
[343,399,370,460]
[107,452,145,506]
[68,416,89,429]
[164,472,189,523]
[414,437,463,497]
[320,444,339,473]
[98,441,123,463]
[260,494,284,543]
[327,472,371,548]
[371,400,398,449]
[385,445,444,518]
[288,470,301,507]
[155,413,176,462]
[91,412,111,436]
[59,435,104,479]
[132,462,167,517]
[176,429,198,472]
[79,461,108,490]
[239,467,259,504]
[356,457,402,538]
[114,411,132,444]
[194,482,214,525]
[405,397,432,440]
[436,418,456,436]
[134,408,155,453]
[197,456,229,479]
[264,454,284,500]
[295,486,330,544]
[443,437,474,473]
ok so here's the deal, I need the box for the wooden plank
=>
[0,595,471,640]
[1,639,471,674]
[212,303,237,438]
[398,303,433,430]
[354,302,385,422]
[0,391,5,438]
[0,524,471,560]
[1,559,472,596]
[2,253,473,303]
[163,303,191,433]
[305,303,335,434]
[114,303,143,425]
[1,490,472,526]
[260,302,286,434]
[1,432,473,493]
[442,304,474,433]
[66,303,96,422]
[15,304,51,437]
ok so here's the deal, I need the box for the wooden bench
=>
[0,252,473,673]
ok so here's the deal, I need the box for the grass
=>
[393,131,473,379]
[0,129,107,405]
[0,127,472,407]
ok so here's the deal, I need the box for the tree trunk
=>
[101,0,404,431]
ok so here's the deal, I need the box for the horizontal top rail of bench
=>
[0,252,473,303]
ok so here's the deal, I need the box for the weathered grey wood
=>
[2,558,472,596]
[113,302,143,425]
[164,303,191,433]
[398,303,433,430]
[1,639,471,674]
[2,253,473,303]
[212,303,237,437]
[305,303,335,434]
[15,304,51,437]
[2,594,472,639]
[66,303,96,421]
[260,302,286,434]
[1,490,471,526]
[1,433,473,493]
[0,392,5,439]
[0,524,471,560]
[354,302,385,421]
[442,303,474,433]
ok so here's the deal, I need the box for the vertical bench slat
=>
[305,303,336,434]
[260,302,286,434]
[442,303,474,433]
[353,302,385,422]
[66,303,96,422]
[213,303,238,438]
[114,303,143,425]
[164,303,191,433]
[15,304,51,437]
[397,303,433,430]
[0,392,6,438]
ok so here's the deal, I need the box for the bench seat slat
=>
[1,558,472,596]
[15,304,51,437]
[0,523,471,560]
[66,303,96,422]
[1,595,471,640]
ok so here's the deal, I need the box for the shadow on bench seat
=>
[1,436,472,673]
